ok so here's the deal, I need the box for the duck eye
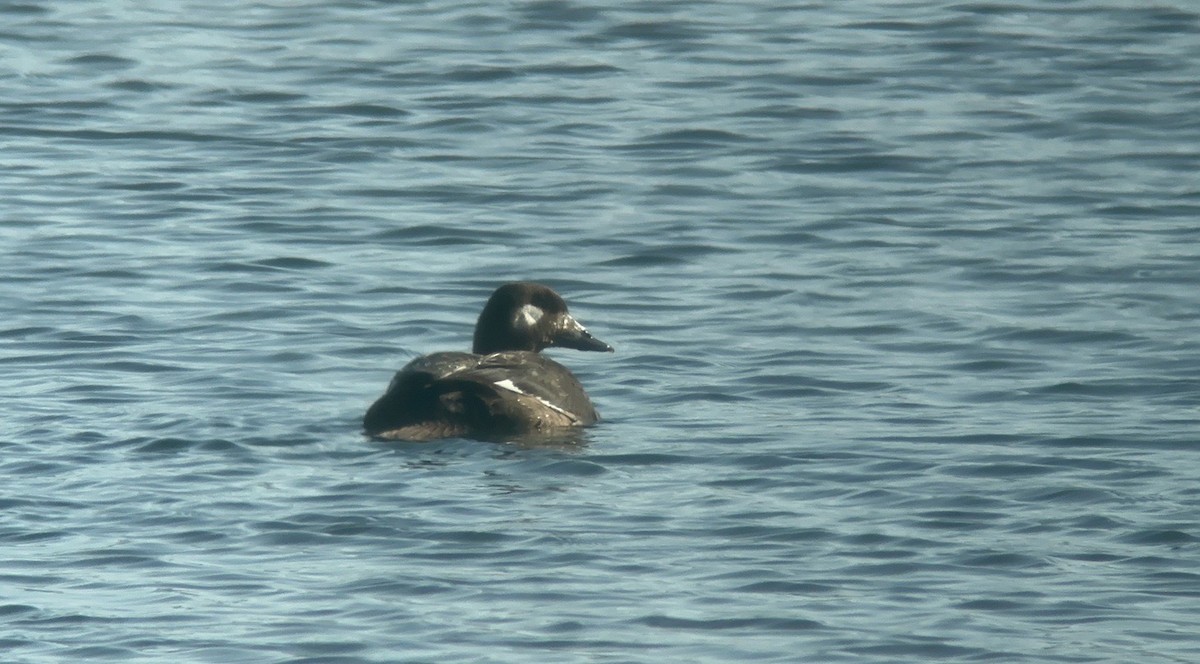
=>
[513,304,544,329]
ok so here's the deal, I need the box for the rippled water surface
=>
[4,1,1200,662]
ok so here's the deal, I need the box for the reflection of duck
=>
[364,282,613,441]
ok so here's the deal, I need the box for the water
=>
[3,1,1199,661]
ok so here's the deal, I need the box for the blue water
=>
[4,1,1199,661]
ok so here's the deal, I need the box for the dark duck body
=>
[363,282,613,441]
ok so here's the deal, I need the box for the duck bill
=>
[553,314,614,352]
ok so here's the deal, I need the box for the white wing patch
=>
[513,304,544,330]
[491,378,579,422]
[493,379,526,394]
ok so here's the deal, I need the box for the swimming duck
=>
[363,282,613,440]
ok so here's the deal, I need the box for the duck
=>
[363,282,614,441]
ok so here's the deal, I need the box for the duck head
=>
[472,282,614,355]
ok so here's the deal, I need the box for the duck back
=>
[363,351,598,441]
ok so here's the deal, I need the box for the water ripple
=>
[3,1,1199,662]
